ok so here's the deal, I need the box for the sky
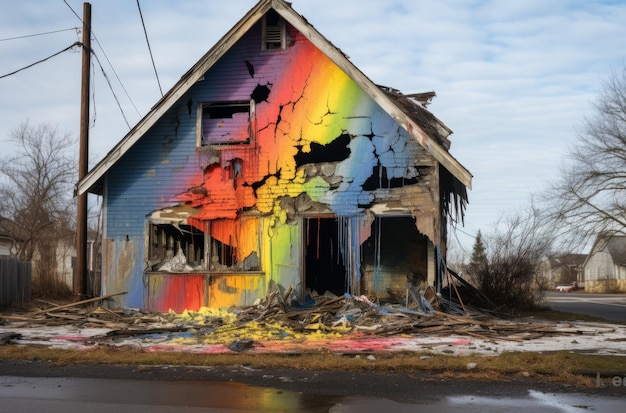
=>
[1,0,626,256]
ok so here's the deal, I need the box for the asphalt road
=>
[544,292,626,323]
[0,360,624,412]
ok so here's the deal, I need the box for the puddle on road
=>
[331,392,624,413]
[1,376,623,412]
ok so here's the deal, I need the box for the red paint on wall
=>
[149,274,205,312]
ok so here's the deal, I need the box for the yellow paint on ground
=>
[169,308,347,346]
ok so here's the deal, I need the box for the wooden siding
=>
[102,17,445,311]
[584,248,626,293]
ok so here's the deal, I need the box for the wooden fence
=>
[0,256,31,308]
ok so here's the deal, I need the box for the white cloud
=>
[1,0,626,252]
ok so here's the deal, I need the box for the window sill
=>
[146,271,264,276]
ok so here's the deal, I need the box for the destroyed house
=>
[76,0,472,312]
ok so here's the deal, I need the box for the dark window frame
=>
[197,100,255,147]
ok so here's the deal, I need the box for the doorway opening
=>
[304,217,347,296]
[361,215,428,297]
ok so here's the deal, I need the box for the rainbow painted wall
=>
[102,14,438,312]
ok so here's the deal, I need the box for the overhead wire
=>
[0,27,80,42]
[91,50,132,129]
[0,42,81,80]
[136,0,163,97]
[90,35,141,118]
[62,0,141,123]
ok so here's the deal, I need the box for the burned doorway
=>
[361,215,429,298]
[304,217,347,296]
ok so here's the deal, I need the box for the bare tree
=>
[0,121,76,296]
[545,65,626,245]
[464,206,554,311]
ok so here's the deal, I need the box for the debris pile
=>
[1,290,624,356]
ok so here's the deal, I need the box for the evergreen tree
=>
[468,230,488,277]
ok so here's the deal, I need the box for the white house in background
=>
[0,217,18,256]
[0,228,11,256]
[582,234,626,293]
[539,253,586,290]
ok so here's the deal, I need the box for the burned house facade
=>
[76,0,471,312]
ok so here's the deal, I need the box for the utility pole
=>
[75,2,91,300]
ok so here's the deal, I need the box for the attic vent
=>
[262,10,287,50]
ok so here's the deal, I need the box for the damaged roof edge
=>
[272,2,472,188]
[75,0,274,196]
[76,0,471,196]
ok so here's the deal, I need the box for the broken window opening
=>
[207,219,261,272]
[362,164,419,190]
[262,10,288,50]
[147,218,262,273]
[209,236,235,269]
[198,100,255,147]
[148,223,205,272]
[208,236,261,272]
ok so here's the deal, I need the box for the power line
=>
[91,35,141,118]
[455,226,477,240]
[62,0,81,20]
[136,0,163,96]
[0,27,80,42]
[0,42,81,80]
[91,50,131,129]
[62,0,141,119]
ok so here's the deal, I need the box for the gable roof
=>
[591,234,626,266]
[606,237,626,265]
[76,0,472,197]
[548,253,586,269]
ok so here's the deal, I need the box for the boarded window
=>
[262,10,286,50]
[199,100,254,146]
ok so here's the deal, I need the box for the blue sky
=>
[1,0,626,256]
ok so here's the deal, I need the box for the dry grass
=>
[1,345,623,388]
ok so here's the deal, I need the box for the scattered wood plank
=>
[27,292,127,316]
[0,314,33,321]
[1,291,604,345]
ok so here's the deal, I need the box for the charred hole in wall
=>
[245,60,255,78]
[362,164,419,190]
[304,217,346,296]
[251,83,271,103]
[230,158,243,178]
[294,134,351,166]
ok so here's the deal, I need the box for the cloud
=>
[1,0,626,252]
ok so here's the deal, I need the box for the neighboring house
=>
[583,234,626,293]
[0,227,11,256]
[539,254,586,290]
[0,216,98,292]
[0,217,21,257]
[75,0,472,312]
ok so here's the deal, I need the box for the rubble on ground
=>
[1,290,624,356]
